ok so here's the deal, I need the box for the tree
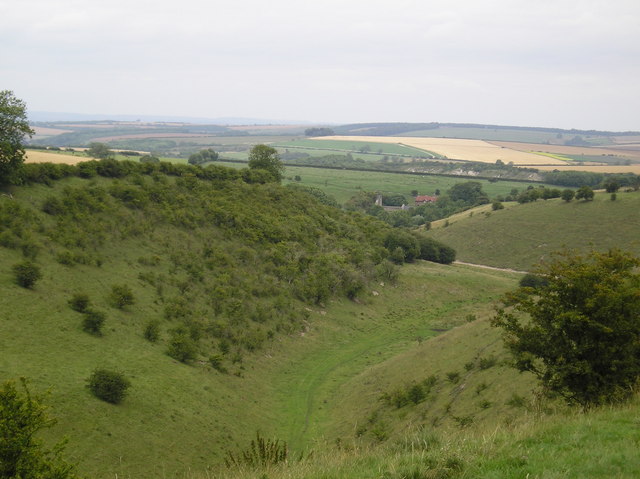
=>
[0,90,34,185]
[248,145,284,182]
[561,189,575,202]
[492,249,640,407]
[602,178,620,193]
[86,142,113,160]
[188,148,218,165]
[447,181,489,205]
[0,378,78,478]
[575,185,594,201]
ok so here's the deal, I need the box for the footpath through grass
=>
[262,262,521,452]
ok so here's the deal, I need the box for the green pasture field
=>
[427,190,640,270]
[560,154,640,164]
[274,139,441,158]
[529,151,636,165]
[278,147,397,162]
[281,167,550,204]
[215,161,550,204]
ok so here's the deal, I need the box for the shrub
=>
[491,201,504,210]
[407,383,426,404]
[56,250,75,266]
[82,310,105,336]
[108,284,135,309]
[20,241,40,260]
[209,354,227,373]
[506,393,528,408]
[446,371,460,383]
[143,320,161,342]
[475,382,488,395]
[166,332,198,363]
[225,432,288,468]
[86,369,130,404]
[68,293,91,313]
[12,261,42,288]
[478,355,497,370]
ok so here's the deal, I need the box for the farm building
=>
[414,195,437,205]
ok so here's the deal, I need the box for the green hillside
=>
[3,160,640,479]
[426,190,640,270]
[0,160,398,477]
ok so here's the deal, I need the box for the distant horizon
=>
[27,110,640,134]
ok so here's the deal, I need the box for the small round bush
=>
[87,369,130,404]
[12,261,42,289]
[69,293,91,313]
[166,333,197,363]
[108,284,135,309]
[82,310,105,336]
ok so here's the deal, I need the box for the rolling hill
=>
[426,190,640,270]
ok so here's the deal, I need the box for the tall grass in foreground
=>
[188,397,640,479]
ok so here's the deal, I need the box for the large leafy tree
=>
[492,249,640,407]
[0,90,34,185]
[0,378,78,478]
[248,144,284,182]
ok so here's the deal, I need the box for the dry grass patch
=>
[491,141,640,162]
[24,150,87,165]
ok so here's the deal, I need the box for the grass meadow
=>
[427,189,640,270]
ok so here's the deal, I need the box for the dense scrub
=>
[0,160,453,367]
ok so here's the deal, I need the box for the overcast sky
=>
[2,0,639,130]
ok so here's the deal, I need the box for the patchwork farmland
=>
[313,135,568,165]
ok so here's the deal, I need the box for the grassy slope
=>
[426,190,640,270]
[5,165,640,478]
[0,169,522,477]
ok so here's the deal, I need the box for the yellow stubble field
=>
[491,141,640,162]
[24,150,87,165]
[315,136,567,165]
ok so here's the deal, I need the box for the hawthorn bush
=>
[87,369,130,404]
[12,261,42,288]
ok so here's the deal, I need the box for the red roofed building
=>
[414,195,438,205]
